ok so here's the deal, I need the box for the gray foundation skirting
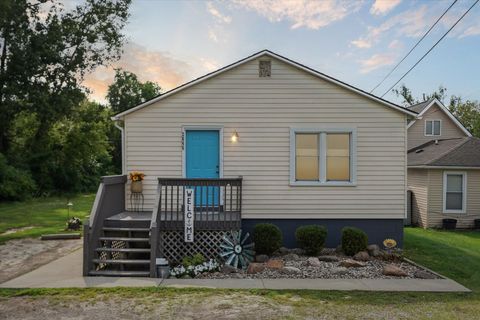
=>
[241,219,404,248]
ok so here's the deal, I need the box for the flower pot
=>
[131,181,143,193]
[442,218,457,230]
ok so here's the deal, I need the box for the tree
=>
[0,0,131,195]
[107,69,162,113]
[0,0,131,154]
[392,84,415,106]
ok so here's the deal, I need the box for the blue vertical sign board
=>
[184,188,194,242]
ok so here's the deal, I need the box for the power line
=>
[370,0,458,93]
[381,0,479,98]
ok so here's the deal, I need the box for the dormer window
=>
[425,120,441,136]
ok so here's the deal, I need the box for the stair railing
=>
[83,175,127,276]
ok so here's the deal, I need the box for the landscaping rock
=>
[291,248,305,255]
[282,253,299,262]
[367,244,381,257]
[276,247,290,256]
[221,265,238,274]
[247,263,265,274]
[266,259,284,270]
[382,264,408,277]
[339,259,366,268]
[281,266,301,274]
[331,267,348,275]
[318,255,340,262]
[255,254,269,263]
[414,270,436,279]
[320,248,336,255]
[307,257,321,267]
[353,251,370,261]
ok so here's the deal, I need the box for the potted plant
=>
[129,171,145,193]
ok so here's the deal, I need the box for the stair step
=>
[95,247,150,253]
[102,227,150,232]
[99,237,149,242]
[89,270,150,277]
[93,259,150,265]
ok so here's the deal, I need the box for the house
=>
[406,98,480,228]
[83,50,417,277]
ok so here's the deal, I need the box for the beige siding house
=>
[112,50,417,246]
[407,99,479,229]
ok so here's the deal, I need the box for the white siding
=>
[124,57,407,219]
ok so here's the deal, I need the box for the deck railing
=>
[153,177,243,231]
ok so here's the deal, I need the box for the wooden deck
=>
[106,210,241,230]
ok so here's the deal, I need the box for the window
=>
[425,120,441,136]
[327,133,350,181]
[290,129,356,186]
[443,172,466,213]
[295,134,319,180]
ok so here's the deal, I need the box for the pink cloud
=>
[359,53,396,73]
[370,0,401,16]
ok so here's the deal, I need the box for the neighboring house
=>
[83,50,417,277]
[406,98,480,228]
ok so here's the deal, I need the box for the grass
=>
[0,194,95,244]
[403,227,480,292]
[0,198,479,319]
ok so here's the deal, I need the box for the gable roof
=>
[406,98,472,136]
[112,50,418,120]
[408,137,480,168]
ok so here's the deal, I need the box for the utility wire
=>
[381,0,479,98]
[370,0,458,93]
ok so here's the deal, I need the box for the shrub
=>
[295,225,327,255]
[341,227,368,256]
[253,223,283,255]
[182,253,206,267]
[0,153,36,201]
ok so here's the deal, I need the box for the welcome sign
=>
[184,188,194,242]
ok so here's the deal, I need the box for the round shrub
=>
[295,225,327,256]
[253,223,283,255]
[341,227,368,256]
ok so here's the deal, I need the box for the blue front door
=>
[186,130,220,206]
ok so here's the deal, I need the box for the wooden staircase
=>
[88,214,151,277]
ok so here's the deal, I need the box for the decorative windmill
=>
[220,230,254,270]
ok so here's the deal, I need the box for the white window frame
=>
[443,171,467,214]
[425,119,442,136]
[289,127,357,186]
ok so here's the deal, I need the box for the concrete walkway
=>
[0,249,470,292]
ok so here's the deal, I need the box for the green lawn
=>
[0,194,95,244]
[1,199,479,318]
[404,227,480,291]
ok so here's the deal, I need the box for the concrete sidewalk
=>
[0,249,470,292]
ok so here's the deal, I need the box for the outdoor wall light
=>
[231,130,239,143]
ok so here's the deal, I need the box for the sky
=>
[81,0,480,105]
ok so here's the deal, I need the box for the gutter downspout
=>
[112,117,126,175]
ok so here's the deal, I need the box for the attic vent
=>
[259,60,271,77]
[415,149,424,153]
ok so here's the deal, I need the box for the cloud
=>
[352,5,431,48]
[359,53,396,73]
[83,42,194,103]
[351,38,372,48]
[388,39,403,50]
[461,24,480,38]
[370,0,401,15]
[233,0,363,30]
[208,29,219,42]
[206,2,232,23]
